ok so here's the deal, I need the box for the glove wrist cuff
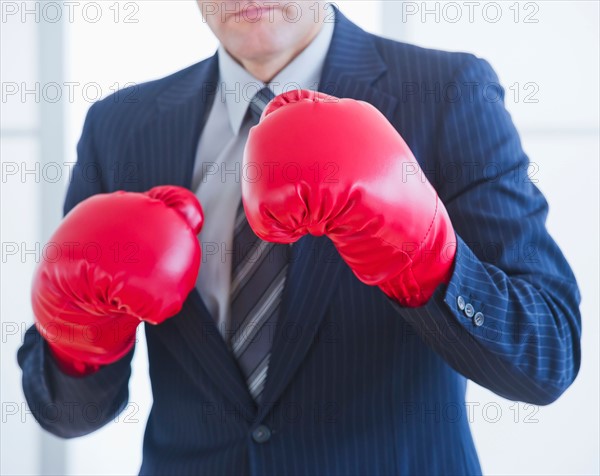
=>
[46,342,103,377]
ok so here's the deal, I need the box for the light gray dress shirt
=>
[192,9,335,336]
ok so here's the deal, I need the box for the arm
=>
[17,326,134,438]
[397,56,581,405]
[17,102,135,437]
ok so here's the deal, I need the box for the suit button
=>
[457,295,466,311]
[252,425,271,443]
[473,312,485,327]
[464,303,475,318]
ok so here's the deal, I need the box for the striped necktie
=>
[230,87,288,402]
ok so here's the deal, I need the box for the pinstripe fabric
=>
[18,8,581,475]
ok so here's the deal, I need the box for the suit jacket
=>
[18,9,581,476]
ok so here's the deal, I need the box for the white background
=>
[1,1,598,475]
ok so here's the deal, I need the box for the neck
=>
[238,23,324,83]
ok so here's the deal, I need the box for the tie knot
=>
[249,87,276,124]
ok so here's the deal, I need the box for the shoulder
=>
[87,57,214,127]
[369,33,497,84]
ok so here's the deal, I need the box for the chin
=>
[226,26,291,62]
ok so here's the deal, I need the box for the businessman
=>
[19,2,582,474]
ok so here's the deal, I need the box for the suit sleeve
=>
[395,56,582,405]
[17,102,136,437]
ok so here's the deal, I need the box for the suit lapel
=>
[135,54,257,419]
[257,236,343,422]
[130,56,219,191]
[156,289,257,420]
[319,8,399,123]
[257,9,398,420]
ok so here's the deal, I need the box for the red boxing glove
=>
[243,90,456,307]
[32,186,203,376]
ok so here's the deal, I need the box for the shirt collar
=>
[217,4,336,134]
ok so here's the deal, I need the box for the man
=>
[19,2,581,474]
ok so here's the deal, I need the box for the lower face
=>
[199,1,323,62]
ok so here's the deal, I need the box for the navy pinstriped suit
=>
[18,9,581,475]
